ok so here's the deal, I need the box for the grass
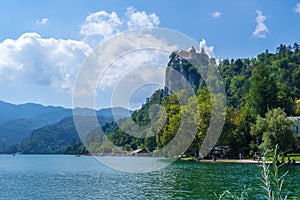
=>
[286,153,300,162]
[264,153,300,162]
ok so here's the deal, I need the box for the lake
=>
[0,155,299,200]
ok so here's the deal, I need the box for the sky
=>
[0,0,300,109]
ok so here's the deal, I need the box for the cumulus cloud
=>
[79,8,160,39]
[199,39,214,58]
[80,11,122,38]
[73,29,179,110]
[0,7,162,98]
[36,18,49,25]
[126,7,160,30]
[295,3,300,14]
[79,8,160,48]
[252,10,269,38]
[211,11,221,18]
[0,32,92,91]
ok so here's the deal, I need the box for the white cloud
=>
[73,29,178,100]
[126,7,160,30]
[252,10,269,38]
[79,8,160,38]
[79,11,123,38]
[79,8,160,48]
[96,32,176,89]
[0,8,164,108]
[199,39,214,58]
[0,8,162,95]
[295,3,300,14]
[36,18,49,25]
[0,32,92,91]
[73,29,179,110]
[211,11,221,18]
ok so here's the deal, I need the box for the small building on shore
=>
[212,145,231,158]
[131,149,150,157]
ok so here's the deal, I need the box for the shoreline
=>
[197,159,270,165]
[3,154,300,166]
[181,158,300,166]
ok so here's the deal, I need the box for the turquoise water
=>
[0,155,299,200]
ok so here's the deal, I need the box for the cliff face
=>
[164,46,211,95]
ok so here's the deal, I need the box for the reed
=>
[217,145,298,200]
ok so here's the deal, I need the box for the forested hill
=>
[0,101,132,153]
[97,43,300,158]
[19,115,111,154]
[221,43,300,115]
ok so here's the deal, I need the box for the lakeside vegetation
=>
[87,43,300,158]
[1,43,300,158]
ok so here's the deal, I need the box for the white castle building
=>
[177,46,210,66]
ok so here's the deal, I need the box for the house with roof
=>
[131,149,150,157]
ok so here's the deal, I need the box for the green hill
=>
[99,43,300,157]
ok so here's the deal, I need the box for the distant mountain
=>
[0,100,132,123]
[19,115,113,154]
[0,100,132,153]
[0,119,41,147]
[19,116,77,154]
[97,107,133,120]
[0,100,70,123]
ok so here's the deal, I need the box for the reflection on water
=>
[0,155,299,200]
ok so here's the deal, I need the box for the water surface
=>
[0,155,299,199]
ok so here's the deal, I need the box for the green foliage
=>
[251,108,296,153]
[20,117,80,154]
[259,145,290,200]
[107,126,144,151]
[217,145,297,200]
[248,63,278,117]
[64,141,89,155]
[144,136,156,152]
[19,116,110,154]
[156,91,181,146]
[131,89,165,126]
[189,87,211,157]
[219,44,300,156]
[218,107,244,157]
[217,188,252,200]
[100,43,300,158]
[0,119,41,153]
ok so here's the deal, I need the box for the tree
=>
[89,43,300,158]
[248,63,278,117]
[218,107,243,157]
[250,108,295,152]
[144,136,156,152]
[228,75,249,108]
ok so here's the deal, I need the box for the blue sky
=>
[0,0,300,109]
